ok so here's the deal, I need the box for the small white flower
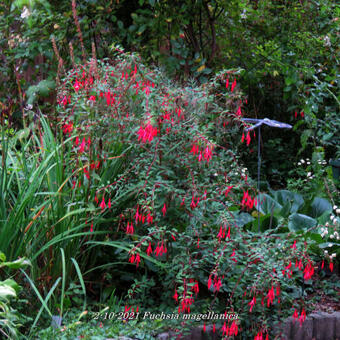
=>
[324,229,328,235]
[336,209,340,215]
[330,235,334,239]
[307,172,312,177]
[307,162,311,165]
[333,205,338,210]
[298,162,301,166]
[300,159,305,164]
[21,6,31,19]
[325,222,329,227]
[324,250,328,254]
[324,35,331,47]
[331,253,336,258]
[330,215,335,221]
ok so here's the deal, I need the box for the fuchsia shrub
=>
[56,48,318,339]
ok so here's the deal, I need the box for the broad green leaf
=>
[272,190,304,213]
[310,197,332,218]
[256,193,282,215]
[288,213,317,232]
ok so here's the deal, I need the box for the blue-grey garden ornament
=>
[242,118,292,232]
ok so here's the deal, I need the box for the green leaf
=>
[0,284,17,301]
[310,197,332,218]
[272,190,304,213]
[0,258,31,269]
[256,193,282,215]
[235,212,255,227]
[288,213,317,232]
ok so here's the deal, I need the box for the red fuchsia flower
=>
[294,111,298,118]
[293,308,299,321]
[213,324,216,333]
[154,241,167,257]
[208,275,212,290]
[146,212,153,224]
[90,223,93,232]
[190,142,200,155]
[99,197,106,210]
[321,260,324,269]
[295,259,303,270]
[126,222,134,235]
[198,151,203,162]
[226,78,229,89]
[193,282,199,295]
[291,240,297,249]
[329,262,334,272]
[108,198,111,209]
[128,253,140,267]
[224,185,233,197]
[217,225,225,241]
[254,331,263,340]
[266,286,275,307]
[231,249,237,263]
[128,253,135,264]
[89,95,96,102]
[197,237,200,248]
[203,324,206,332]
[60,95,68,107]
[213,276,222,292]
[79,137,86,153]
[162,203,167,216]
[231,78,237,92]
[84,168,90,180]
[226,226,231,239]
[229,320,238,336]
[222,322,229,337]
[299,308,306,326]
[241,133,245,143]
[62,122,73,135]
[173,289,178,303]
[146,242,153,256]
[137,121,158,143]
[105,91,111,106]
[276,283,280,297]
[241,191,256,210]
[236,106,242,117]
[75,136,79,146]
[303,262,314,280]
[246,131,251,145]
[203,145,213,162]
[249,296,256,312]
[74,80,81,92]
[300,111,304,118]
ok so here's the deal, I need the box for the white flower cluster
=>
[329,205,340,225]
[297,158,327,166]
[324,250,336,259]
[297,158,311,166]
